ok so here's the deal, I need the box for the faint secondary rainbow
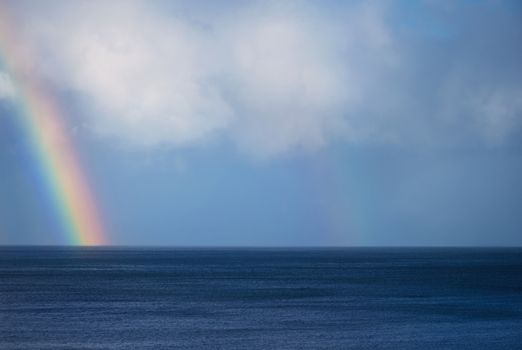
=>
[0,8,107,245]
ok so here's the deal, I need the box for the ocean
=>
[1,247,521,349]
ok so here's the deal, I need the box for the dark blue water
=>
[1,248,521,349]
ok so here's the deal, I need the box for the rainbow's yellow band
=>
[0,7,107,245]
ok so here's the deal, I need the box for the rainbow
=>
[0,8,107,245]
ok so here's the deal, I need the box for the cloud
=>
[15,1,233,147]
[0,72,15,99]
[6,0,522,156]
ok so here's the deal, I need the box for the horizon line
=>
[1,244,521,249]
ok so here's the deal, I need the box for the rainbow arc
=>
[0,7,107,245]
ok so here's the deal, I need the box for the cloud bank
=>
[6,0,522,156]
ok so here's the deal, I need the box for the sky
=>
[0,0,521,246]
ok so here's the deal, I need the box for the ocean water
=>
[0,248,521,349]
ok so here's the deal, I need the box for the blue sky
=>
[1,0,522,246]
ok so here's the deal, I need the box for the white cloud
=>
[21,1,233,147]
[0,72,15,99]
[223,11,352,156]
[7,0,522,156]
[8,0,397,156]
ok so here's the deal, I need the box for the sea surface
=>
[0,247,521,349]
